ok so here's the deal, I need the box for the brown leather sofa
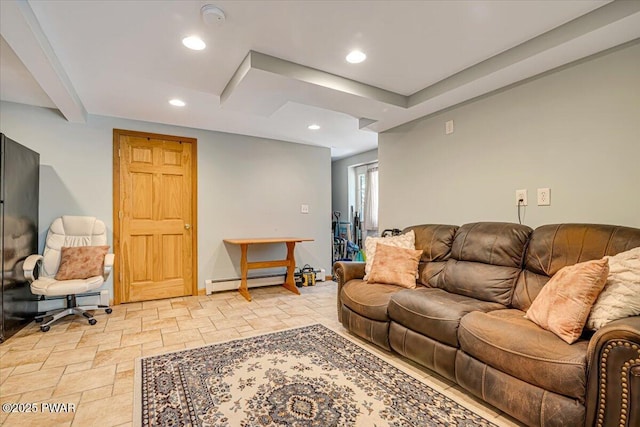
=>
[334,222,640,427]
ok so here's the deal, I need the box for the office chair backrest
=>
[41,216,107,278]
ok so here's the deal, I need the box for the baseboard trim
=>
[205,275,287,294]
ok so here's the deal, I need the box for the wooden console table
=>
[223,237,314,301]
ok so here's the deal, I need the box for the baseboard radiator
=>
[205,274,287,295]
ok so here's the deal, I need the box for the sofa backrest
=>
[433,222,533,306]
[403,224,458,286]
[512,224,640,311]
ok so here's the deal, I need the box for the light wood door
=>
[113,130,197,303]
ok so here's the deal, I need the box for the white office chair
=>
[23,216,114,332]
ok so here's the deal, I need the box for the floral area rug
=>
[135,324,496,426]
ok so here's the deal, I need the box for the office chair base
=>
[35,295,112,332]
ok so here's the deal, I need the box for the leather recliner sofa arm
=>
[586,315,640,427]
[333,261,365,322]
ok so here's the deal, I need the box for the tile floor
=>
[0,282,522,426]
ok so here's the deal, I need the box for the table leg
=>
[282,241,301,295]
[238,244,251,301]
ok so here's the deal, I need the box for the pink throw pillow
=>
[55,245,110,280]
[525,258,609,344]
[367,243,422,289]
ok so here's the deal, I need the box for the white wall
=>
[379,42,640,230]
[0,102,332,299]
[331,149,377,218]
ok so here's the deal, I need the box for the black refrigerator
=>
[0,133,39,342]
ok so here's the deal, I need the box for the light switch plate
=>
[445,120,454,135]
[300,204,309,214]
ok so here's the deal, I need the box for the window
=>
[356,168,366,216]
[364,166,378,230]
[350,162,378,235]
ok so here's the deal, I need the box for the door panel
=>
[130,235,153,282]
[162,234,183,279]
[131,146,152,164]
[131,173,153,219]
[114,130,197,303]
[161,174,183,219]
[162,149,182,166]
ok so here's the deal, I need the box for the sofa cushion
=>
[341,279,405,322]
[437,260,524,306]
[403,224,458,264]
[512,223,640,311]
[388,288,505,347]
[433,222,532,305]
[458,309,588,401]
[402,224,458,287]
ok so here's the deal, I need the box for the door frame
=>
[112,128,198,304]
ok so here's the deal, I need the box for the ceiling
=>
[1,1,639,159]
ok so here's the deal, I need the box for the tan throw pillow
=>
[367,243,423,289]
[525,258,609,344]
[364,230,415,280]
[586,247,640,330]
[55,245,110,280]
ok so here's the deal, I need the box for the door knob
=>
[184,224,191,230]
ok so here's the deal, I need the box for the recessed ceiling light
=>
[182,36,206,50]
[169,99,186,107]
[308,124,320,130]
[346,50,366,64]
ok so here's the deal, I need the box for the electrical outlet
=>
[300,204,309,214]
[537,188,550,206]
[515,189,528,206]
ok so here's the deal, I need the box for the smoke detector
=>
[201,5,226,26]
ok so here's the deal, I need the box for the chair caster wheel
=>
[40,325,50,332]
[88,318,97,326]
[35,317,44,323]
[105,308,113,314]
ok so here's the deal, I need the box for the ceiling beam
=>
[0,0,86,122]
[221,51,408,109]
[408,0,640,107]
[219,0,639,134]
